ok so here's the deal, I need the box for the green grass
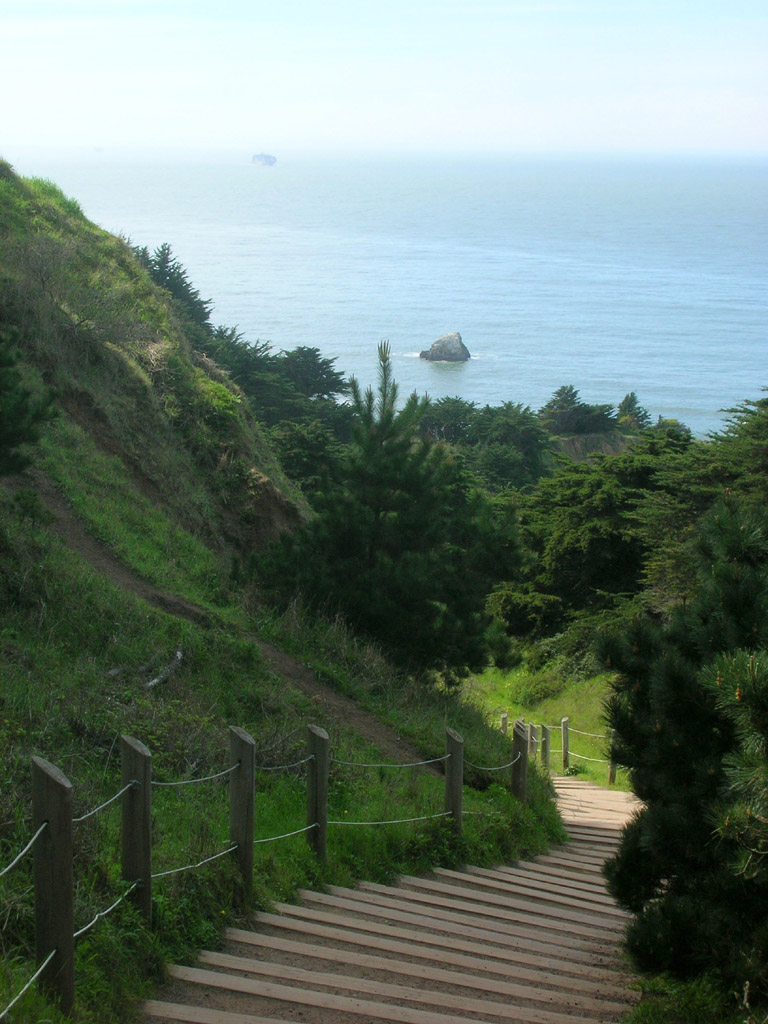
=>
[37,418,238,614]
[0,495,562,1023]
[464,662,631,789]
[621,974,765,1024]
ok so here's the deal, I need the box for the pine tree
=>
[601,496,768,993]
[259,343,519,673]
[710,650,768,890]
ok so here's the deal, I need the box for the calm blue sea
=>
[12,152,768,437]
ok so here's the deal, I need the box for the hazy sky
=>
[2,0,766,157]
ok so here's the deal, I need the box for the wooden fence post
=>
[444,728,464,835]
[306,725,329,861]
[511,721,528,803]
[541,725,551,771]
[608,728,617,785]
[561,717,570,772]
[528,724,538,762]
[229,726,256,902]
[121,735,152,924]
[500,712,508,736]
[32,756,74,1014]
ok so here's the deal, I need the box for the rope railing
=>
[465,752,521,772]
[0,721,521,1015]
[329,754,448,769]
[0,948,57,1021]
[255,755,314,772]
[0,821,48,878]
[254,824,316,844]
[73,880,141,940]
[498,714,619,781]
[151,843,239,881]
[570,751,611,764]
[73,781,137,823]
[152,763,240,787]
[328,810,452,827]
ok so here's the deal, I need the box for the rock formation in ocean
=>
[419,332,471,362]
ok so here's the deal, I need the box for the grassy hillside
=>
[0,163,563,1023]
[0,160,303,563]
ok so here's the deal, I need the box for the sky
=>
[1,0,767,158]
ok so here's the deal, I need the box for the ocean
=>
[10,152,768,437]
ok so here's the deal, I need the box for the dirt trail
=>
[3,470,437,771]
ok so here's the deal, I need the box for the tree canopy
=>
[258,343,519,674]
[601,496,768,996]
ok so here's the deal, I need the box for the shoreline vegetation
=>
[1,161,766,1023]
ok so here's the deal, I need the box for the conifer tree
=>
[602,496,768,993]
[709,649,768,893]
[259,342,519,673]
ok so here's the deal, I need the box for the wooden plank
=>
[537,843,611,865]
[319,884,615,951]
[433,867,629,919]
[557,795,634,810]
[536,849,611,873]
[302,888,613,956]
[169,964,601,1024]
[561,832,621,847]
[200,948,631,1020]
[529,860,612,884]
[563,827,622,843]
[465,864,618,904]
[143,1001,289,1023]
[262,903,629,978]
[234,919,630,991]
[560,823,628,836]
[372,877,627,936]
[497,860,611,890]
[223,928,636,1005]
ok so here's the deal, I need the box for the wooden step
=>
[433,866,629,919]
[197,948,630,1020]
[234,918,632,993]
[463,864,619,905]
[317,884,614,952]
[166,964,605,1024]
[305,885,614,954]
[361,877,626,938]
[269,898,623,970]
[142,779,639,1024]
[222,929,633,1008]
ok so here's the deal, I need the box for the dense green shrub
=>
[602,497,768,996]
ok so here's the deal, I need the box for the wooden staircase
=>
[142,779,640,1024]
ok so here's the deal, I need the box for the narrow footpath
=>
[142,778,641,1024]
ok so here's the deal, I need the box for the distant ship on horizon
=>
[252,153,277,166]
